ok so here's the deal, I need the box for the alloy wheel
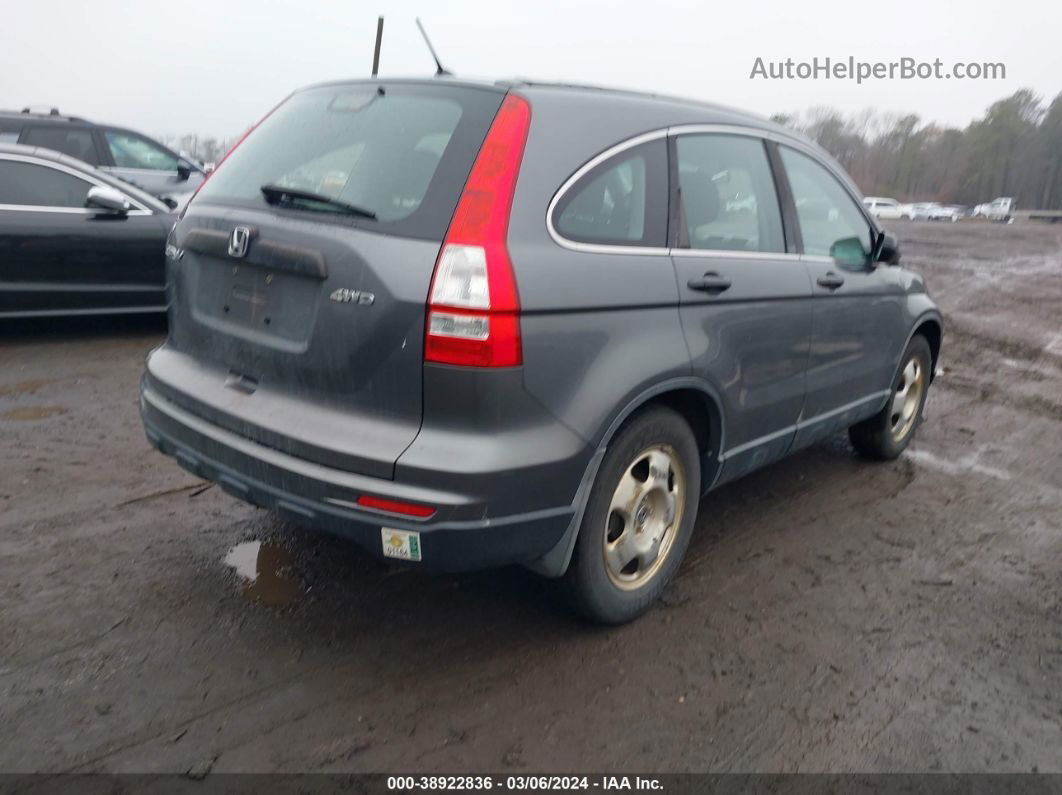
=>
[602,444,686,590]
[890,356,925,441]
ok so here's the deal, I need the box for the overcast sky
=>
[2,0,1059,140]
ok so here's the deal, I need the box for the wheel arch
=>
[526,377,726,578]
[596,377,726,489]
[912,316,943,380]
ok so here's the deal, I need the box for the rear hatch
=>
[155,81,505,479]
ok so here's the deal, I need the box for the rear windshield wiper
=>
[260,184,376,220]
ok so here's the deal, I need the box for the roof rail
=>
[20,106,62,117]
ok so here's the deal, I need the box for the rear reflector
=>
[356,495,437,519]
[429,311,490,340]
[425,94,531,368]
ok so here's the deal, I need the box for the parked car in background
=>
[0,108,205,207]
[979,197,1014,222]
[928,204,963,222]
[863,197,903,220]
[0,143,173,317]
[900,202,936,220]
[140,78,942,623]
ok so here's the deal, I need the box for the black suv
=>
[141,79,942,623]
[0,107,204,205]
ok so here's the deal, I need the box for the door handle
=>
[817,272,845,290]
[687,272,732,294]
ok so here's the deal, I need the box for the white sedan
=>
[863,196,903,220]
[900,202,937,220]
[928,205,963,222]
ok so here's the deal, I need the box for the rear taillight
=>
[425,94,530,368]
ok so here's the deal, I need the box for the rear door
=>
[160,83,505,479]
[777,145,908,449]
[0,155,166,315]
[668,131,813,484]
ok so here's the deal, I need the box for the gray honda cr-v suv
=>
[141,78,942,623]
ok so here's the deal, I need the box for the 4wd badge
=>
[329,288,375,305]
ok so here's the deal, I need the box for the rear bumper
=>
[140,381,577,572]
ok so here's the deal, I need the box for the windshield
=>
[193,83,504,239]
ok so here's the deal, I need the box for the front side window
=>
[674,134,785,253]
[105,131,180,171]
[19,127,100,165]
[552,139,668,247]
[0,160,93,207]
[781,147,874,267]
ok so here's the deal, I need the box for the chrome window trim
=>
[100,165,181,177]
[0,153,151,215]
[545,123,821,258]
[545,128,671,256]
[0,205,150,216]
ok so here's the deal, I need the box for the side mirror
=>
[874,230,901,265]
[85,186,131,215]
[176,162,192,182]
[829,236,868,268]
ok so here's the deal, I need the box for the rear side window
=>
[674,134,785,253]
[0,160,92,207]
[552,139,668,247]
[194,84,505,240]
[19,126,100,165]
[105,131,179,171]
[781,146,874,266]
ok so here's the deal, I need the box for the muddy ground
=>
[2,220,1060,774]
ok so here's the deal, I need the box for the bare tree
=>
[774,89,1062,209]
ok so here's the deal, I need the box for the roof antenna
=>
[416,18,452,76]
[371,16,384,77]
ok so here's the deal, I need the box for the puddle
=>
[0,378,61,398]
[0,405,67,421]
[223,540,302,606]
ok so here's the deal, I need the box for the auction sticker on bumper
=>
[382,528,422,562]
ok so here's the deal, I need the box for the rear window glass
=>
[194,84,504,239]
[552,139,668,247]
[675,134,785,253]
[19,126,100,165]
[0,159,92,207]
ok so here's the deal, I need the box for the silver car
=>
[0,107,205,207]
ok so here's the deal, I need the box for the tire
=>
[849,335,932,461]
[563,406,700,624]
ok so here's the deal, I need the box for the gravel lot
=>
[2,220,1060,774]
